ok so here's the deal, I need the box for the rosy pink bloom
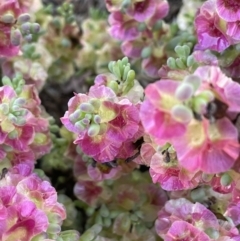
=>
[194,0,231,52]
[108,11,140,41]
[194,66,240,114]
[140,80,187,144]
[74,181,103,206]
[155,198,219,240]
[126,0,157,22]
[172,118,239,174]
[62,85,141,163]
[0,0,23,57]
[150,152,200,191]
[216,0,240,22]
[0,164,66,240]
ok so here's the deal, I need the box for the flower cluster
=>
[195,0,240,52]
[106,0,170,77]
[0,0,40,57]
[0,163,68,240]
[0,74,52,169]
[61,57,143,163]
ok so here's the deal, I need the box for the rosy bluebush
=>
[0,75,52,168]
[0,164,66,241]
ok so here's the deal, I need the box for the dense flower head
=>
[155,198,240,240]
[0,163,66,241]
[140,65,240,174]
[195,0,240,52]
[0,75,52,169]
[106,0,170,77]
[61,58,143,163]
[0,0,40,57]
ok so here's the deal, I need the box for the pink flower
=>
[0,164,66,240]
[126,0,157,22]
[108,11,140,41]
[155,198,219,240]
[62,85,141,163]
[194,0,231,52]
[216,0,240,22]
[150,152,200,191]
[172,118,239,174]
[194,66,240,114]
[140,80,188,144]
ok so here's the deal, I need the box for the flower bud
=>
[171,104,193,123]
[153,20,163,31]
[88,123,100,136]
[141,46,152,59]
[2,76,13,86]
[10,29,21,46]
[1,14,15,24]
[187,55,195,67]
[47,223,61,234]
[17,13,31,24]
[220,173,232,186]
[0,103,9,115]
[126,69,135,83]
[193,96,207,114]
[122,64,131,81]
[167,57,177,69]
[24,34,32,42]
[69,109,81,122]
[93,115,101,124]
[80,103,94,113]
[21,22,31,34]
[99,204,109,218]
[8,129,18,139]
[198,90,214,102]
[175,58,186,69]
[89,99,101,110]
[31,23,40,34]
[81,118,90,125]
[75,121,86,131]
[112,62,122,79]
[183,75,201,91]
[175,83,194,101]
[122,57,129,66]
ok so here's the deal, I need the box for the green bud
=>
[47,223,61,234]
[93,115,101,124]
[10,29,21,46]
[186,55,195,67]
[103,217,111,228]
[1,14,15,24]
[220,173,232,186]
[31,23,40,34]
[141,46,152,59]
[190,188,205,202]
[75,121,86,131]
[0,103,9,115]
[138,22,147,32]
[122,57,129,66]
[80,103,94,113]
[175,83,194,101]
[21,22,31,34]
[100,204,110,218]
[88,123,100,137]
[108,80,119,93]
[122,64,131,81]
[95,214,103,225]
[117,59,124,77]
[89,99,101,110]
[183,74,201,92]
[205,228,219,239]
[175,58,186,69]
[153,20,163,31]
[198,90,214,102]
[167,57,177,69]
[50,125,59,133]
[17,13,31,24]
[2,76,13,86]
[126,69,135,83]
[192,96,207,114]
[15,117,26,126]
[171,104,193,123]
[112,62,122,80]
[8,113,17,123]
[8,129,18,139]
[108,61,114,73]
[79,230,95,241]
